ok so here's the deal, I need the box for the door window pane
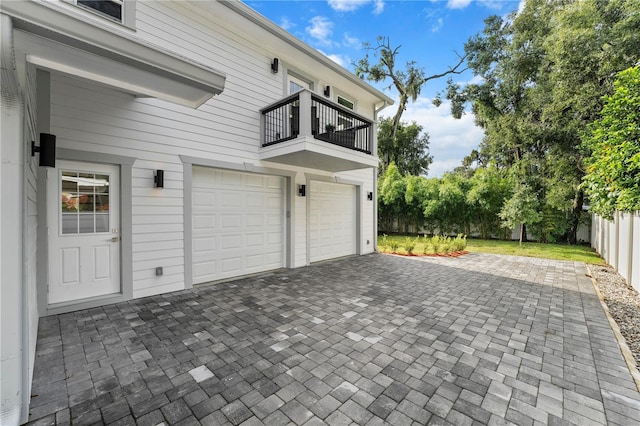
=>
[60,170,111,235]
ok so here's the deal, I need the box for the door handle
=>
[106,236,119,242]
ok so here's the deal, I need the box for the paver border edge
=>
[585,264,640,392]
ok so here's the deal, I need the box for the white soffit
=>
[25,40,210,108]
[2,2,226,108]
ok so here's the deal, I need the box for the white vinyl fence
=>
[591,212,640,292]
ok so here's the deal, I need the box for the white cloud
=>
[479,0,507,9]
[373,0,385,14]
[328,0,370,12]
[343,33,360,48]
[306,16,334,46]
[380,96,484,177]
[431,17,443,32]
[280,17,295,31]
[446,0,472,9]
[327,0,385,14]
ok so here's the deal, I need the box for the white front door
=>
[48,160,121,304]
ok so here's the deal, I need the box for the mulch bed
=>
[382,250,469,258]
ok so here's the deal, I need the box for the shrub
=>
[430,235,441,254]
[380,234,389,253]
[422,235,430,254]
[441,236,452,254]
[405,237,418,255]
[452,234,467,251]
[389,239,400,253]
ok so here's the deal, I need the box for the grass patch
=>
[378,234,605,265]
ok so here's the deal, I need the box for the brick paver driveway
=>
[28,253,640,425]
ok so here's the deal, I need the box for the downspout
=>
[372,100,389,252]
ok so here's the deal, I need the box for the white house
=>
[0,1,392,423]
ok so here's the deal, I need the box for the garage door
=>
[310,181,356,262]
[192,167,285,284]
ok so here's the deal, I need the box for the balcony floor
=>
[260,136,378,172]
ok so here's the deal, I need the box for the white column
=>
[1,13,26,425]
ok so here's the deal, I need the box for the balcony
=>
[259,90,379,172]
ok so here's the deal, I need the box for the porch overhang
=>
[0,2,226,108]
[260,136,379,172]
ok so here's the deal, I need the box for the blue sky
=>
[246,0,523,176]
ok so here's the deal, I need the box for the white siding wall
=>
[33,0,378,300]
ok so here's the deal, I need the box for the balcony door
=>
[289,74,310,94]
[288,75,311,137]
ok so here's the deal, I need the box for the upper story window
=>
[337,95,355,129]
[77,0,123,21]
[71,0,135,28]
[337,96,355,111]
[289,74,311,95]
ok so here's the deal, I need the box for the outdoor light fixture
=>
[324,86,331,97]
[298,184,306,197]
[367,191,373,200]
[154,170,164,188]
[31,133,56,167]
[271,58,279,74]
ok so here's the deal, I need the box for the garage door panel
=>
[310,181,356,263]
[247,234,264,247]
[193,214,215,232]
[192,167,285,284]
[221,214,242,228]
[245,174,263,187]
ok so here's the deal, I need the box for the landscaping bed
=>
[590,266,640,366]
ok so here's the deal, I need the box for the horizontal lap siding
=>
[49,1,377,297]
[50,75,191,298]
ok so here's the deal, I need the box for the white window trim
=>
[62,0,136,30]
[337,94,356,111]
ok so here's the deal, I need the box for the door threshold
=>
[46,293,126,316]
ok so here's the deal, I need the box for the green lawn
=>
[378,234,606,265]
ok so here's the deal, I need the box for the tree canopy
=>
[377,118,433,176]
[440,0,639,243]
[355,36,466,146]
[582,66,640,219]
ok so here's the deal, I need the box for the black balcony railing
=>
[261,91,373,154]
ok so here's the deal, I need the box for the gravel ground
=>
[590,265,640,366]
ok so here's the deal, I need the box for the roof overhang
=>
[0,2,226,108]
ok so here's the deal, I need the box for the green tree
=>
[499,183,543,246]
[377,118,433,176]
[466,166,511,239]
[378,162,406,232]
[355,36,465,143]
[582,66,640,219]
[442,0,640,243]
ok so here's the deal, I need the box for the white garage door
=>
[310,181,357,262]
[192,167,285,284]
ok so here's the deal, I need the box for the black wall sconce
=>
[271,58,279,74]
[298,184,306,197]
[324,85,331,97]
[154,170,164,188]
[367,191,373,201]
[31,133,56,167]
